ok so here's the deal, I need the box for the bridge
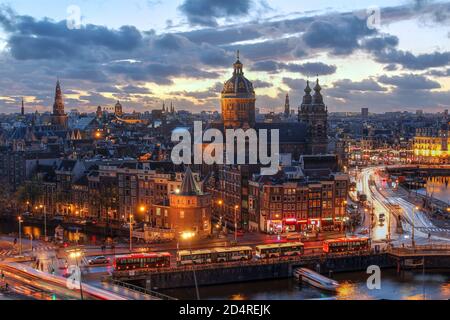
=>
[385,164,450,177]
[112,247,450,290]
[388,244,450,270]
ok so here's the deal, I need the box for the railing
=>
[388,244,450,255]
[112,251,384,278]
[108,278,177,300]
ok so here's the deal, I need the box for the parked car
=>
[88,256,110,266]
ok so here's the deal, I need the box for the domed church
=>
[221,51,256,129]
[217,52,329,157]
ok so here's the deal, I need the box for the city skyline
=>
[0,1,449,114]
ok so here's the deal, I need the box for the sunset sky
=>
[0,0,450,114]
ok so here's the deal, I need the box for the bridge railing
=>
[108,278,177,300]
[112,251,383,278]
[389,244,450,255]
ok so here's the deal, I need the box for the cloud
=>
[179,0,252,27]
[332,79,387,92]
[282,77,307,91]
[302,14,376,55]
[0,8,143,61]
[378,74,441,90]
[372,49,450,70]
[251,60,336,76]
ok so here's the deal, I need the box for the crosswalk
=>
[0,250,14,257]
[0,245,57,258]
[416,227,450,233]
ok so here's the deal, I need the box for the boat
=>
[294,268,340,292]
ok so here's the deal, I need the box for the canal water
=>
[418,176,450,204]
[0,220,107,245]
[163,269,450,300]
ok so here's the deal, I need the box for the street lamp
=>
[69,250,84,300]
[234,205,239,243]
[412,206,419,248]
[179,231,200,300]
[217,200,224,234]
[29,234,33,252]
[18,216,23,255]
[129,214,134,253]
[39,204,47,241]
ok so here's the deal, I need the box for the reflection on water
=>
[0,221,108,245]
[419,176,450,203]
[163,269,450,300]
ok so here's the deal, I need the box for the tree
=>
[16,177,44,210]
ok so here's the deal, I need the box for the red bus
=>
[323,237,369,254]
[113,252,171,271]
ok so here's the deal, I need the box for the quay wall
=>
[119,254,396,290]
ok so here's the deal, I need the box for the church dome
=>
[222,52,255,97]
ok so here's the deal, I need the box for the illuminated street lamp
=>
[68,250,84,300]
[129,214,134,253]
[18,216,23,255]
[412,206,419,248]
[179,231,199,301]
[39,204,47,241]
[234,205,239,243]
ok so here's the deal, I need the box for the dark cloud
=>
[0,9,143,61]
[425,68,450,77]
[121,85,152,94]
[378,74,441,90]
[282,77,307,91]
[302,14,375,55]
[373,49,450,70]
[179,0,252,27]
[251,60,336,76]
[361,35,399,52]
[253,80,272,88]
[333,79,387,92]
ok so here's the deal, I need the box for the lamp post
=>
[342,200,348,232]
[412,206,419,248]
[69,250,84,300]
[40,204,46,241]
[18,216,23,255]
[234,205,239,244]
[29,234,33,252]
[181,231,200,300]
[129,214,134,253]
[217,200,224,235]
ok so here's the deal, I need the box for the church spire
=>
[21,98,24,116]
[302,80,312,105]
[233,50,243,75]
[53,79,65,116]
[313,77,323,104]
[284,93,290,117]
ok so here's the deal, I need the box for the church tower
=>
[284,93,290,117]
[21,98,25,116]
[221,51,256,129]
[299,79,328,155]
[51,80,68,128]
[115,101,123,117]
